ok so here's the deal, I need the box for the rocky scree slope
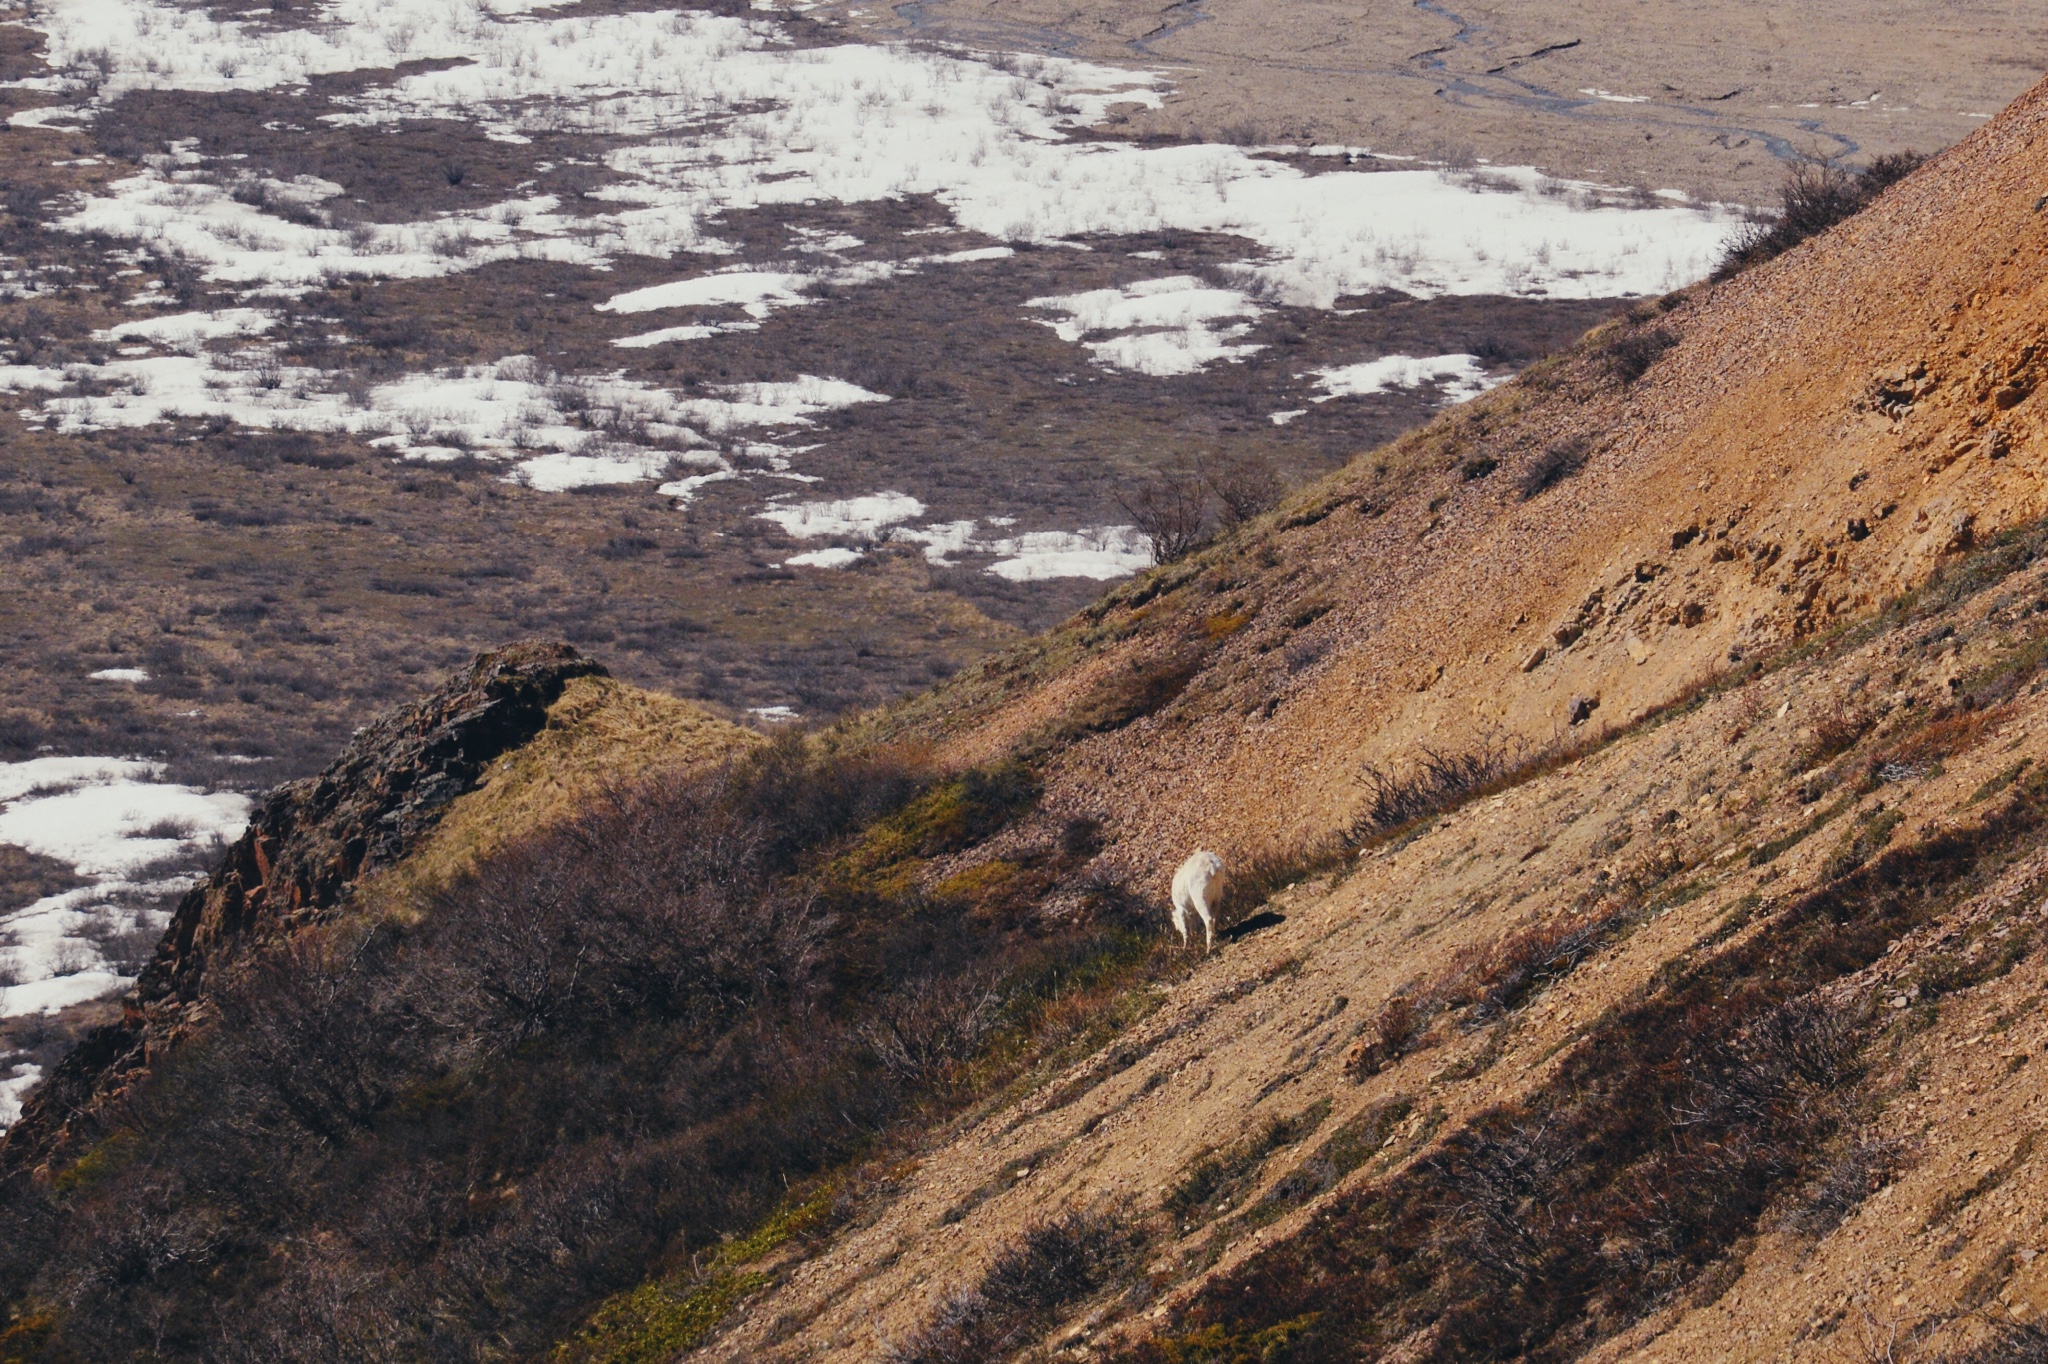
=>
[867,67,2048,897]
[682,72,2048,1364]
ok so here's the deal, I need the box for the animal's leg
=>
[1171,894,1189,947]
[1196,890,1215,952]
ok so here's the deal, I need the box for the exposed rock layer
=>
[0,642,604,1172]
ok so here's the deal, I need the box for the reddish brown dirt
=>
[691,70,2048,1362]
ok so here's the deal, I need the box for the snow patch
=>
[0,1063,40,1128]
[0,763,247,880]
[1028,276,1263,375]
[611,322,759,348]
[92,308,275,347]
[784,546,864,568]
[0,354,880,495]
[983,526,1153,581]
[17,3,1733,308]
[757,491,925,539]
[897,519,1153,579]
[1311,353,1503,405]
[0,758,250,1028]
[599,270,813,317]
[758,501,1153,581]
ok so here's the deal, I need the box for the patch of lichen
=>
[554,1180,841,1364]
[1127,1314,1322,1364]
[0,1309,65,1364]
[932,858,1026,904]
[48,1129,139,1200]
[825,761,1039,895]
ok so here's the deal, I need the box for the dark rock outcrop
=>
[0,642,604,1174]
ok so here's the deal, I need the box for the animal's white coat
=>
[1170,850,1227,951]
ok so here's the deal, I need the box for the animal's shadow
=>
[1219,910,1287,943]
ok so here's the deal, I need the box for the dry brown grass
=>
[376,676,762,897]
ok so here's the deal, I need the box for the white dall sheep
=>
[1170,850,1227,952]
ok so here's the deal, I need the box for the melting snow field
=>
[761,493,1151,578]
[0,758,250,1024]
[1310,353,1505,405]
[0,1062,39,1128]
[0,0,1741,582]
[1028,277,1265,377]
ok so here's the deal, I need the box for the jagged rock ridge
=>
[0,642,604,1173]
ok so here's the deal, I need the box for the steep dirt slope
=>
[1116,595,2048,1364]
[673,73,2048,1363]
[877,67,2048,895]
[709,538,2048,1362]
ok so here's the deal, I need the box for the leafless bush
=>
[1792,696,1876,770]
[1518,436,1592,500]
[1202,452,1285,527]
[46,943,98,979]
[208,925,421,1145]
[1217,834,1348,920]
[155,253,204,307]
[1115,461,1210,562]
[858,970,1006,1089]
[1343,996,1418,1079]
[1780,1134,1907,1237]
[1598,324,1679,386]
[1058,649,1206,738]
[1715,153,1926,279]
[1442,912,1620,1020]
[1354,734,1529,837]
[1936,1324,2048,1363]
[78,910,162,977]
[886,1212,1140,1363]
[1166,1105,1329,1223]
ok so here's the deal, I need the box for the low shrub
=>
[1058,651,1207,738]
[1264,1097,1416,1209]
[1779,1134,1906,1238]
[1353,731,1586,840]
[1117,462,1211,563]
[1165,1103,1330,1224]
[0,737,1153,1363]
[1217,835,1350,920]
[1791,697,1877,771]
[1714,152,1927,280]
[887,1212,1142,1363]
[1202,453,1286,527]
[1597,324,1679,386]
[1429,908,1626,1021]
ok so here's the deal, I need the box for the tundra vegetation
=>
[0,737,1173,1361]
